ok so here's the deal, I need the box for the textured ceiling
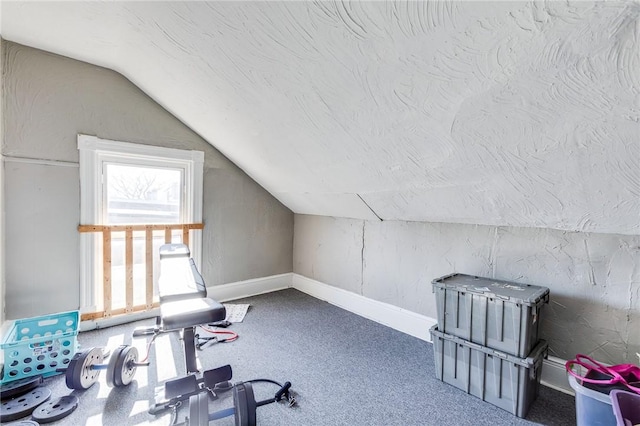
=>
[2,1,639,234]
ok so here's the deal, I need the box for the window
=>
[78,135,204,316]
[105,164,182,225]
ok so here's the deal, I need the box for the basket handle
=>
[37,318,59,327]
[574,354,611,375]
[566,360,615,385]
[565,354,627,385]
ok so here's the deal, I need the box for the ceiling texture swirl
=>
[2,1,639,234]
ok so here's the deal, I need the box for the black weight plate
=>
[233,382,256,426]
[113,346,138,387]
[106,346,125,388]
[32,395,79,424]
[0,387,51,423]
[65,350,87,390]
[66,347,103,390]
[1,376,43,401]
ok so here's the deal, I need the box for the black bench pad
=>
[161,298,226,331]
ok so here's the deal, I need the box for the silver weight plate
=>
[0,387,51,423]
[114,346,138,387]
[3,420,40,426]
[188,392,209,425]
[66,347,103,390]
[32,395,79,424]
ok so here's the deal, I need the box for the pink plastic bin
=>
[610,390,640,426]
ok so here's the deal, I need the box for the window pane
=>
[105,164,182,224]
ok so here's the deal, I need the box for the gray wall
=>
[2,41,293,319]
[294,215,640,365]
[0,37,4,325]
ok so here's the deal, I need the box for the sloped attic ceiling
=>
[1,1,638,235]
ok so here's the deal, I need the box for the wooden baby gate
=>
[78,223,204,321]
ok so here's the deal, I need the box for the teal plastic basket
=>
[1,310,79,384]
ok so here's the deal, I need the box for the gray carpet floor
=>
[4,289,576,425]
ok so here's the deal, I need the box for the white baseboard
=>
[542,356,572,395]
[80,308,160,332]
[79,274,292,332]
[206,273,292,302]
[291,274,437,342]
[97,270,571,394]
[290,273,571,395]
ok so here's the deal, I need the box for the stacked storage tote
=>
[430,274,550,418]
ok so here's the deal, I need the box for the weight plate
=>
[113,346,138,387]
[65,347,103,390]
[32,395,79,424]
[188,392,209,425]
[0,387,51,423]
[1,376,43,401]
[106,346,125,388]
[233,382,256,426]
[3,420,40,426]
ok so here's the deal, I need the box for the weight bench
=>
[130,243,231,414]
[138,244,294,424]
[134,243,226,375]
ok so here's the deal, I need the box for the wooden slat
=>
[79,223,204,233]
[81,302,160,321]
[125,227,134,313]
[102,229,112,317]
[145,226,153,309]
[78,225,106,233]
[182,225,189,247]
[164,226,172,244]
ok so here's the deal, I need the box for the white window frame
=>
[78,134,204,314]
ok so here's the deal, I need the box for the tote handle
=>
[566,354,640,394]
